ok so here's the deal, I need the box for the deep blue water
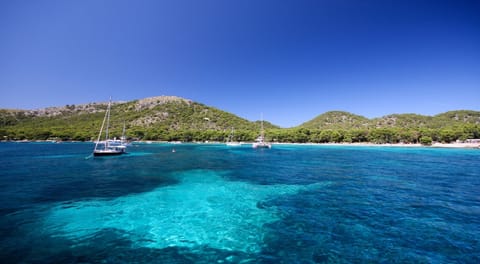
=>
[0,142,479,263]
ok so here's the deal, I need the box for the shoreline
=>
[273,142,480,149]
[2,140,479,149]
[431,142,480,148]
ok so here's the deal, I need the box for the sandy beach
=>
[431,142,480,148]
[272,142,480,149]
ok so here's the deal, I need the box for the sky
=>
[1,0,479,127]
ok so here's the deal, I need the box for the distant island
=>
[1,96,479,146]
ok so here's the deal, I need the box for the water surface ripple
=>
[0,143,479,263]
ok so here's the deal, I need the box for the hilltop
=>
[1,96,479,144]
[299,111,370,130]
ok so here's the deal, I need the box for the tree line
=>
[2,124,479,145]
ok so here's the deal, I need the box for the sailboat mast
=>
[94,98,109,152]
[121,121,126,144]
[260,113,264,138]
[105,98,111,150]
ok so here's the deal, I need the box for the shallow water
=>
[0,142,479,263]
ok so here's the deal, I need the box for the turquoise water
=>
[0,142,479,263]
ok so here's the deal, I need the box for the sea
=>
[0,142,479,263]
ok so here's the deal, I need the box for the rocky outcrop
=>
[133,96,192,111]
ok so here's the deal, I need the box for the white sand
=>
[272,142,479,149]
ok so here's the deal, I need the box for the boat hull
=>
[252,143,271,149]
[93,150,126,156]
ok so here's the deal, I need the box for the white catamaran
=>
[93,98,127,156]
[252,114,271,149]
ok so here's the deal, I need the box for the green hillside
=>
[299,111,370,129]
[0,96,278,142]
[433,110,480,127]
[371,114,432,128]
[299,111,480,130]
[1,96,479,144]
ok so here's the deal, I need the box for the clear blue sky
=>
[1,0,479,127]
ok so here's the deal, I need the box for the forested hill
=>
[285,110,479,144]
[0,96,278,141]
[299,111,370,129]
[0,96,479,144]
[299,110,480,129]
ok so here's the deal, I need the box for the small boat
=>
[93,98,127,156]
[226,127,242,146]
[252,114,271,149]
[252,135,271,149]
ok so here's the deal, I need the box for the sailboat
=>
[93,98,127,156]
[252,114,271,149]
[226,127,242,146]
